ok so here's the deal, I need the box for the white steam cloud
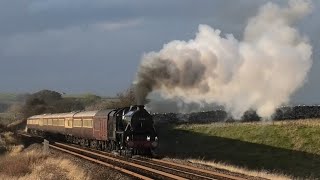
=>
[134,0,313,118]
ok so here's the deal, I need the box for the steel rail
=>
[54,142,188,180]
[83,148,216,180]
[151,159,247,180]
[129,158,217,180]
[49,144,152,180]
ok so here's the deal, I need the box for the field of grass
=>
[158,119,320,179]
[0,93,18,103]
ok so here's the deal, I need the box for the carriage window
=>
[53,119,59,126]
[59,119,64,126]
[39,119,43,126]
[48,119,52,125]
[43,119,48,125]
[73,119,82,127]
[83,119,93,128]
[89,120,93,128]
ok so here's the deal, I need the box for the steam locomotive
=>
[26,105,158,156]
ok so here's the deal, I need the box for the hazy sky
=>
[0,0,319,104]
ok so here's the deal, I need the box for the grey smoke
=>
[134,0,313,118]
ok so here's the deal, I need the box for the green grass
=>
[158,120,320,179]
[178,122,320,155]
[0,93,18,103]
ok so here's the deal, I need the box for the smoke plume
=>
[134,0,313,118]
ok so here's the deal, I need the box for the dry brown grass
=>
[186,158,292,180]
[2,132,18,144]
[0,136,4,147]
[0,148,91,180]
[0,131,19,154]
[0,150,46,177]
[0,123,5,132]
[8,144,24,155]
[23,152,90,180]
[0,132,92,180]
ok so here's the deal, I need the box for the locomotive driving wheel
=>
[107,140,116,151]
[90,140,97,149]
[80,139,85,147]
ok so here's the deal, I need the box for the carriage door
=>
[65,118,72,128]
[93,118,101,139]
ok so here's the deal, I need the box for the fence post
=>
[43,139,49,153]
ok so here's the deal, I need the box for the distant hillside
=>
[0,93,18,103]
[0,93,28,104]
[62,93,119,101]
[0,93,26,114]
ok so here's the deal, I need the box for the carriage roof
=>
[27,109,113,120]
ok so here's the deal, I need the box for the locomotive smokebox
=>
[137,105,145,110]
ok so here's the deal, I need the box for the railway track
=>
[19,133,252,180]
[52,142,248,180]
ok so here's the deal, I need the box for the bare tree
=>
[93,87,137,110]
[117,87,136,107]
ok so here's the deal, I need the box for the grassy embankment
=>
[158,119,320,179]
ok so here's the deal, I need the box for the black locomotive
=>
[112,105,158,155]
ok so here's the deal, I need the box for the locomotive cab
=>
[108,107,130,149]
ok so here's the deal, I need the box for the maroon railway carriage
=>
[66,110,116,149]
[27,110,117,149]
[26,114,41,135]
